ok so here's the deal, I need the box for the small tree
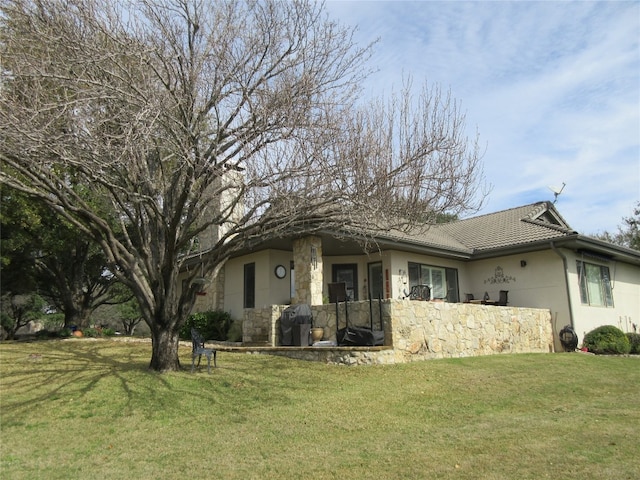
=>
[117,296,144,336]
[1,187,122,328]
[0,293,45,340]
[594,202,639,250]
[1,0,486,371]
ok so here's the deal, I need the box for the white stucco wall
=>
[565,251,640,342]
[464,251,571,345]
[223,249,293,320]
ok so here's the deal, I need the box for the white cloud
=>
[326,0,640,234]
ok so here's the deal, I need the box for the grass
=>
[1,339,638,480]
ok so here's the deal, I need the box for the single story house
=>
[193,201,640,351]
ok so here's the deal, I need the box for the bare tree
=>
[0,0,486,371]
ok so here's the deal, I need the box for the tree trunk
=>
[148,324,182,372]
[64,306,92,329]
[122,318,142,336]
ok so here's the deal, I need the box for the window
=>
[407,262,459,301]
[244,262,255,308]
[576,261,613,307]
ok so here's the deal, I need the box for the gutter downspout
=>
[550,241,574,330]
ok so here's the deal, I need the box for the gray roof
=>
[373,201,575,256]
[231,201,640,266]
[436,201,576,252]
[378,201,640,266]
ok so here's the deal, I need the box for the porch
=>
[239,299,555,365]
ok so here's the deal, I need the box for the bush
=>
[226,320,243,343]
[582,325,630,355]
[626,333,640,354]
[58,328,72,338]
[42,313,65,330]
[35,329,60,339]
[82,327,117,338]
[102,328,116,336]
[83,328,100,337]
[179,310,233,341]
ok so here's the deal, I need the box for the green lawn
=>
[1,338,638,479]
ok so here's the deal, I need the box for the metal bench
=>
[191,328,217,374]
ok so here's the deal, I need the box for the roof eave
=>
[469,234,640,266]
[468,237,575,260]
[372,237,473,260]
[569,235,640,266]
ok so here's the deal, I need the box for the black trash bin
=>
[279,304,313,346]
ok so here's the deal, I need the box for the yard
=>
[1,338,638,479]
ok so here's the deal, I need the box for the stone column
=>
[292,236,323,305]
[210,265,225,311]
[192,264,226,312]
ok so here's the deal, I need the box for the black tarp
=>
[335,296,385,347]
[337,325,385,347]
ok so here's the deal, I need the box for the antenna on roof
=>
[547,182,566,204]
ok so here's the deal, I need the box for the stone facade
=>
[191,168,242,313]
[292,236,323,305]
[242,304,287,345]
[387,300,554,362]
[264,347,397,365]
[309,300,390,345]
[193,265,225,312]
[242,299,554,364]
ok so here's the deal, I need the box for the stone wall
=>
[193,266,225,313]
[264,347,397,365]
[387,300,554,363]
[242,299,554,362]
[309,300,389,345]
[241,300,384,346]
[242,304,286,345]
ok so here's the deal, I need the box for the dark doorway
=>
[332,264,358,301]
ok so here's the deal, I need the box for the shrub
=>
[226,320,243,343]
[42,313,65,330]
[83,328,100,337]
[58,328,72,338]
[626,333,640,354]
[179,310,233,341]
[35,329,59,339]
[102,328,116,337]
[582,325,630,355]
[82,327,117,338]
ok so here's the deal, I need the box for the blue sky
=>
[325,0,640,235]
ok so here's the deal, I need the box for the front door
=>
[332,264,358,301]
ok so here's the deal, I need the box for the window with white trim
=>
[407,262,459,302]
[576,260,614,307]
